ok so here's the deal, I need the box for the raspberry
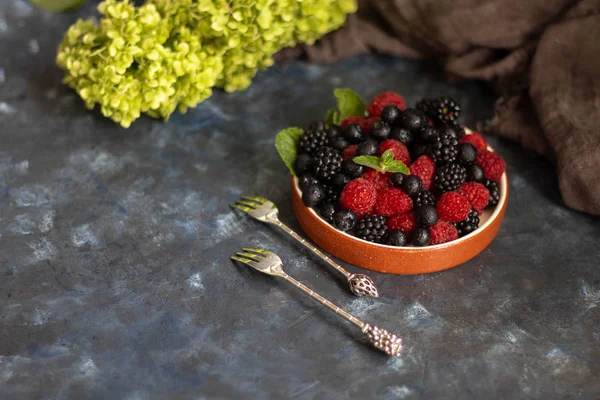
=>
[436,192,471,222]
[341,116,378,135]
[476,149,506,182]
[378,139,410,165]
[375,188,413,216]
[340,178,377,217]
[460,132,488,151]
[387,212,416,234]
[458,182,490,213]
[343,144,357,160]
[362,169,392,191]
[409,155,436,190]
[429,221,459,245]
[367,92,406,117]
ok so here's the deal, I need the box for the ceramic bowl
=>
[291,148,508,275]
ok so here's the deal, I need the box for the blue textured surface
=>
[0,1,599,399]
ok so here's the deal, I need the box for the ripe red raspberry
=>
[476,149,506,182]
[340,178,377,217]
[409,155,436,190]
[378,139,410,165]
[460,132,488,151]
[459,182,490,213]
[340,116,379,135]
[375,188,413,216]
[367,92,406,117]
[436,192,471,222]
[362,169,392,191]
[429,221,459,245]
[387,212,416,234]
[343,144,357,159]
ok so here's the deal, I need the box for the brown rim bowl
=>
[292,148,508,275]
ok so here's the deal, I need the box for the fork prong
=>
[231,255,256,265]
[242,247,270,255]
[236,251,262,260]
[241,195,267,204]
[235,200,259,208]
[230,203,254,213]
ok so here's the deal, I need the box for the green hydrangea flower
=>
[56,0,357,127]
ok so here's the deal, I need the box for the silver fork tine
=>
[241,195,268,203]
[234,200,258,208]
[231,255,255,265]
[236,251,263,260]
[242,247,270,255]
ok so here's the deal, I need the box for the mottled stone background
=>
[0,1,599,399]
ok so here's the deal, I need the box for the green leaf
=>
[384,160,410,175]
[381,149,394,164]
[325,108,340,126]
[334,88,365,121]
[353,155,382,171]
[275,127,304,176]
[29,0,87,12]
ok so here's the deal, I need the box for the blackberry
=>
[417,97,461,125]
[484,179,500,207]
[416,98,436,118]
[429,128,459,165]
[434,163,467,193]
[298,127,328,155]
[311,146,342,182]
[354,215,388,243]
[333,209,356,232]
[453,209,479,237]
[390,126,413,145]
[414,190,436,208]
[370,120,391,141]
[323,185,340,203]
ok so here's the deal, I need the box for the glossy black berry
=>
[354,215,388,243]
[415,205,438,227]
[400,108,428,132]
[357,139,379,156]
[389,173,405,188]
[318,202,338,223]
[411,227,431,246]
[381,105,402,125]
[484,179,500,207]
[433,97,461,124]
[437,124,461,140]
[343,123,364,144]
[342,158,364,179]
[387,230,408,246]
[299,175,319,192]
[414,190,436,208]
[326,126,342,141]
[434,163,467,193]
[429,128,459,165]
[302,183,325,207]
[410,143,430,160]
[370,120,391,141]
[323,185,340,203]
[333,209,357,231]
[466,164,485,183]
[295,153,312,176]
[330,136,350,152]
[390,126,413,145]
[453,209,479,237]
[309,121,326,131]
[298,129,328,155]
[310,146,343,182]
[401,175,423,198]
[331,173,350,191]
[457,143,477,164]
[417,126,437,143]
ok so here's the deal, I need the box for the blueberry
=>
[400,108,428,132]
[387,230,408,246]
[410,143,430,160]
[342,158,364,179]
[302,183,326,207]
[415,205,438,227]
[357,139,379,156]
[332,209,357,231]
[299,174,319,192]
[457,143,477,164]
[326,126,342,141]
[390,126,413,145]
[343,123,364,144]
[466,164,485,182]
[389,173,405,188]
[380,105,402,125]
[370,120,391,141]
[411,227,431,246]
[330,136,350,152]
[401,175,423,198]
[295,153,312,176]
[417,126,437,143]
[309,121,326,131]
[331,173,351,191]
[319,202,338,223]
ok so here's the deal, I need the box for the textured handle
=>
[362,324,402,356]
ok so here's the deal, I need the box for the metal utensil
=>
[231,195,379,298]
[232,248,401,356]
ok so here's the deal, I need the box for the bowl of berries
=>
[276,89,507,274]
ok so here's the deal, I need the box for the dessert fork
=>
[231,195,379,298]
[232,248,401,356]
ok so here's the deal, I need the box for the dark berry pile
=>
[294,92,506,246]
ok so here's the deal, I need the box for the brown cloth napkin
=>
[280,0,600,215]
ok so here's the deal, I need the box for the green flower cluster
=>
[56,0,357,127]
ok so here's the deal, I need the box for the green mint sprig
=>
[325,88,366,126]
[353,149,410,175]
[275,127,304,176]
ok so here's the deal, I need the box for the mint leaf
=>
[325,108,340,126]
[275,127,303,176]
[353,155,382,171]
[334,88,365,121]
[381,149,394,164]
[385,160,410,175]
